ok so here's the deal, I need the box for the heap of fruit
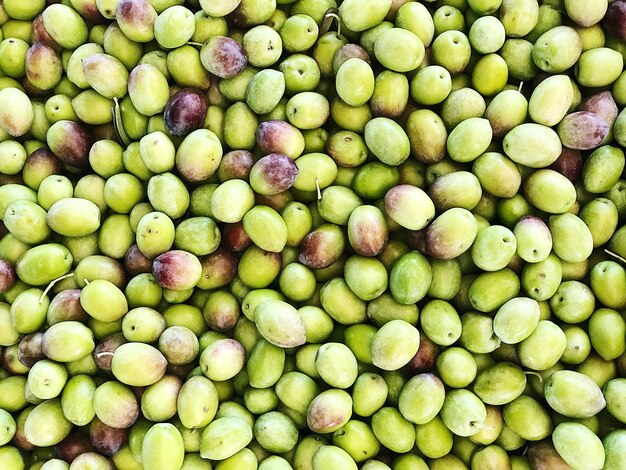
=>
[0,0,626,468]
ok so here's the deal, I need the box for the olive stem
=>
[39,273,74,304]
[322,10,341,37]
[112,97,131,146]
[186,42,204,48]
[95,351,114,359]
[605,249,626,264]
[518,81,524,93]
[316,178,322,200]
[524,371,543,382]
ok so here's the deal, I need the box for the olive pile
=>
[0,0,625,469]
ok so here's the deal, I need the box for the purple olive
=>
[164,87,208,137]
[0,258,15,293]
